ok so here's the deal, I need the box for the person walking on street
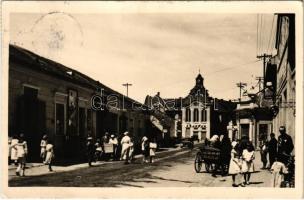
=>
[40,134,48,161]
[241,141,255,186]
[149,138,157,163]
[86,136,95,167]
[94,139,103,161]
[10,135,19,166]
[259,134,268,169]
[141,136,149,163]
[15,134,28,176]
[120,132,131,164]
[128,137,135,163]
[44,139,55,172]
[229,141,242,187]
[109,134,118,160]
[268,133,278,169]
[270,156,288,187]
[277,126,294,164]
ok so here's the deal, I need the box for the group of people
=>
[228,125,294,187]
[86,131,139,166]
[141,136,157,163]
[8,133,54,176]
[228,138,256,187]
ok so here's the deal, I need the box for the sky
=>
[10,13,276,103]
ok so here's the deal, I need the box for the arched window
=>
[201,109,207,122]
[194,109,199,122]
[186,108,191,122]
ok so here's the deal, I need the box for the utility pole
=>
[255,76,264,92]
[257,53,272,89]
[122,83,132,97]
[236,82,247,102]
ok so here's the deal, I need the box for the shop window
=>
[55,103,65,135]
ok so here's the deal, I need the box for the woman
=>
[120,132,131,164]
[241,142,255,185]
[229,141,242,187]
[141,136,149,163]
[15,134,28,176]
[44,139,55,172]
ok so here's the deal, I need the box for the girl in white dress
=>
[10,135,19,165]
[228,141,242,187]
[15,135,28,176]
[241,142,255,185]
[44,140,55,171]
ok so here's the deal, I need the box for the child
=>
[228,141,241,187]
[128,137,134,163]
[44,139,55,172]
[40,134,48,161]
[241,142,255,185]
[149,138,157,163]
[270,157,288,187]
[15,134,28,176]
[10,135,19,166]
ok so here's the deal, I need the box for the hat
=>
[110,134,115,138]
[124,131,129,136]
[279,126,286,131]
[43,134,48,139]
[87,136,93,140]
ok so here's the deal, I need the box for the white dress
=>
[40,139,47,155]
[44,144,54,164]
[241,149,255,173]
[120,136,131,160]
[271,161,288,187]
[10,139,19,161]
[228,149,241,174]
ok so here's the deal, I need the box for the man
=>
[259,134,268,169]
[86,136,95,167]
[268,133,278,168]
[277,126,294,164]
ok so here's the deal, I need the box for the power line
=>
[256,14,259,56]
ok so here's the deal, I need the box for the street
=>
[9,147,272,187]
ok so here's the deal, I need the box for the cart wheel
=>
[194,153,202,173]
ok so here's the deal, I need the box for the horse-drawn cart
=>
[194,145,229,174]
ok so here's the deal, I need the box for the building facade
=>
[145,74,236,141]
[9,45,151,162]
[270,14,296,143]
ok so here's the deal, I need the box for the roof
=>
[9,44,143,106]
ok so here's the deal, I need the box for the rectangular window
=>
[55,103,65,135]
[24,86,38,99]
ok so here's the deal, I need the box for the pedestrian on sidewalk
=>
[40,134,48,161]
[120,132,131,164]
[109,134,118,160]
[129,136,135,163]
[10,135,19,166]
[149,138,157,163]
[277,126,294,165]
[94,139,103,161]
[86,136,95,167]
[141,136,149,163]
[241,141,255,186]
[259,134,268,169]
[15,134,28,176]
[270,156,288,187]
[229,141,242,187]
[44,139,55,172]
[268,133,278,168]
[8,137,12,165]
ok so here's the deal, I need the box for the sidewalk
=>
[9,142,201,177]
